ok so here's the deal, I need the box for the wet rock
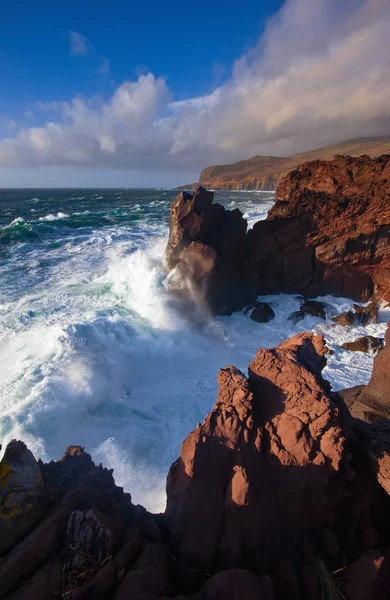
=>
[353,302,379,325]
[288,309,305,324]
[300,299,327,320]
[163,186,249,314]
[341,336,384,353]
[332,310,356,326]
[245,301,275,323]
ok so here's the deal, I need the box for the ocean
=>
[0,188,388,512]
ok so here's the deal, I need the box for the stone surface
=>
[163,186,251,314]
[240,155,390,302]
[332,310,356,326]
[1,328,390,599]
[245,301,275,323]
[165,332,351,598]
[341,335,384,353]
[165,157,390,315]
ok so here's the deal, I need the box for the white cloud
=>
[1,0,390,178]
[68,31,90,56]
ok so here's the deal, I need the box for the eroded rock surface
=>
[1,328,389,599]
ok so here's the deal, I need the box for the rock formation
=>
[241,154,390,302]
[1,327,389,599]
[163,186,254,314]
[165,155,390,314]
[340,324,390,423]
[178,136,390,192]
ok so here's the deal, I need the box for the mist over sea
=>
[1,188,388,511]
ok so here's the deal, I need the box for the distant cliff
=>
[178,135,390,191]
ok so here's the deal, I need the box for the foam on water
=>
[0,189,388,512]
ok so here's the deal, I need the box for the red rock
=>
[341,335,384,353]
[358,324,390,414]
[165,332,350,597]
[241,155,390,302]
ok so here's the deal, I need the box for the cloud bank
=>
[1,0,390,177]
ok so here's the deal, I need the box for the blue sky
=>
[0,0,283,111]
[0,0,389,187]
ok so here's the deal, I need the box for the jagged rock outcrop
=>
[1,329,389,599]
[240,155,390,302]
[340,324,390,423]
[163,186,254,314]
[165,156,390,315]
[165,333,354,597]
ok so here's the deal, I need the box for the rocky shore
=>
[167,155,390,313]
[1,154,389,599]
[1,325,389,599]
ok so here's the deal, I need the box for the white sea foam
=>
[39,212,70,221]
[0,193,387,513]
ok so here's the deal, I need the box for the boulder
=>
[300,299,327,320]
[341,336,384,353]
[332,310,356,326]
[245,301,275,323]
[353,302,379,325]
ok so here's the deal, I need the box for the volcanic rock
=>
[301,299,327,319]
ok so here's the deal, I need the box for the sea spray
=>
[0,188,388,512]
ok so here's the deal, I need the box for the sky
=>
[0,0,389,187]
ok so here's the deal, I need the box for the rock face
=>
[178,136,390,191]
[241,155,390,302]
[165,156,390,315]
[164,186,252,314]
[1,329,389,599]
[342,324,390,423]
[166,333,350,596]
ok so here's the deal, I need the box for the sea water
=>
[0,188,388,512]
